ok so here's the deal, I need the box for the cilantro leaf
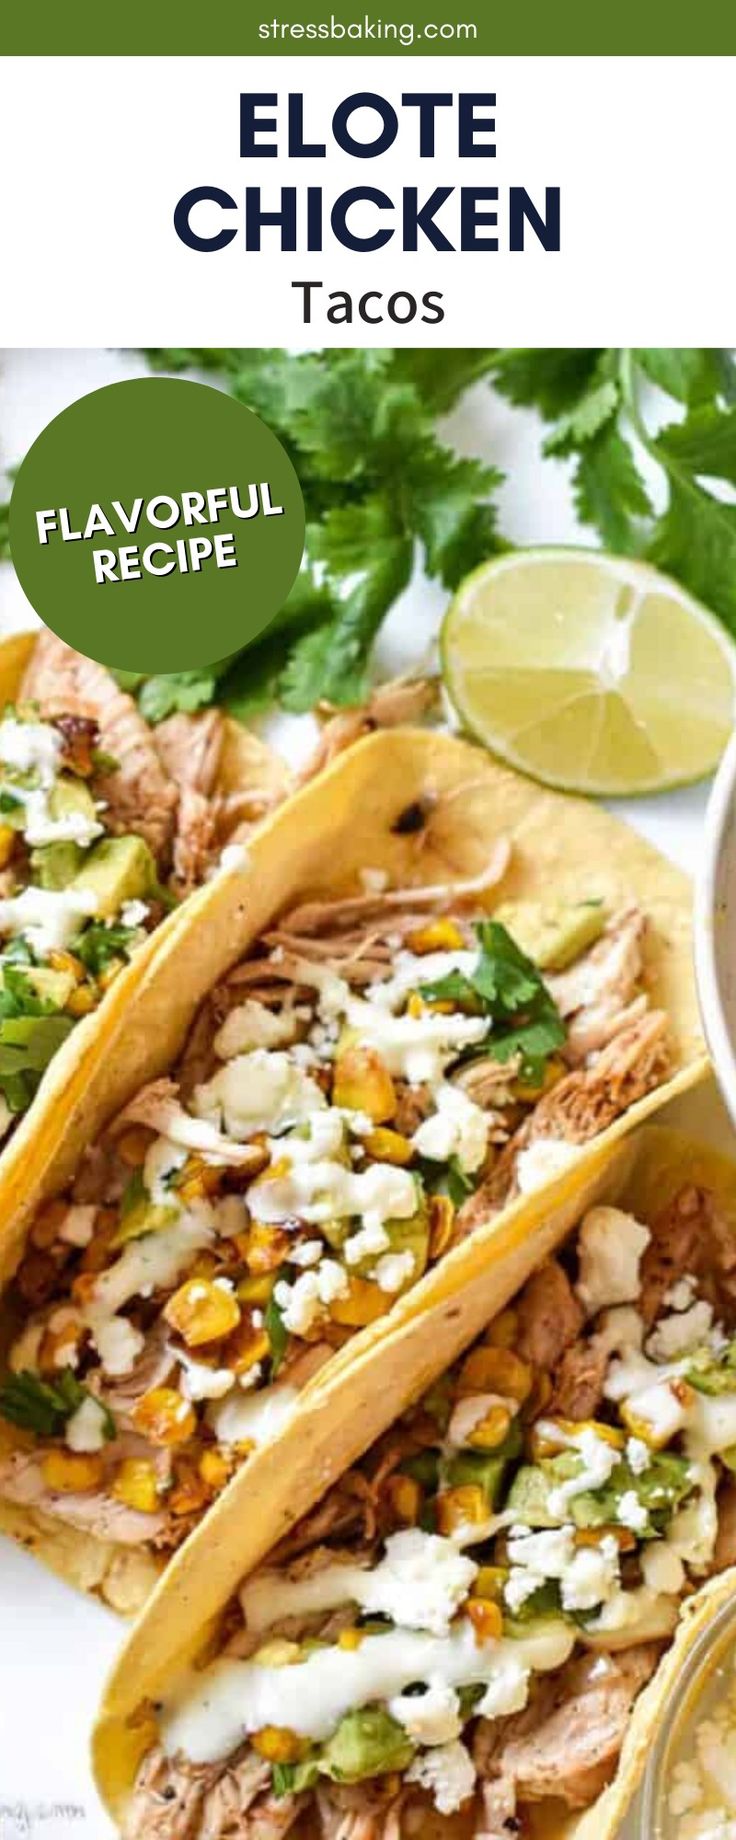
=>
[280,501,413,711]
[635,348,734,407]
[572,423,652,554]
[265,1289,289,1378]
[0,1368,115,1441]
[70,922,141,975]
[140,347,504,710]
[490,349,605,420]
[138,669,221,724]
[420,920,565,1082]
[655,403,736,487]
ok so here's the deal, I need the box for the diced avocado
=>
[505,1455,580,1527]
[401,1449,440,1489]
[24,966,77,1009]
[442,1429,521,1510]
[51,774,99,826]
[506,1580,563,1623]
[31,841,85,890]
[111,1198,179,1248]
[493,899,606,972]
[70,834,156,921]
[320,1709,414,1783]
[347,1190,429,1287]
[503,1613,573,1643]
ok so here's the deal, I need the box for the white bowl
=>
[695,729,736,1130]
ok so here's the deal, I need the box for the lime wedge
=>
[441,549,736,795]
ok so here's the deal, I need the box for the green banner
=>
[4,0,735,54]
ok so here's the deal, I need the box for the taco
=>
[0,628,289,1147]
[93,1123,736,1840]
[0,727,705,1611]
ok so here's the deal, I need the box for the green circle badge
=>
[9,378,305,674]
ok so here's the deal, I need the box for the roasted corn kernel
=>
[407,920,465,954]
[39,1320,82,1372]
[221,1317,271,1375]
[474,1565,508,1602]
[465,1597,503,1644]
[364,1127,413,1166]
[436,1484,488,1536]
[236,1272,276,1305]
[574,1525,636,1552]
[337,1627,364,1651]
[530,1416,625,1461]
[0,824,16,869]
[30,1199,68,1250]
[329,1276,390,1328]
[198,1448,235,1493]
[79,1210,119,1274]
[428,1194,456,1260]
[132,1387,197,1447]
[468,1404,513,1451]
[253,1640,301,1667]
[251,1727,307,1764]
[384,1474,422,1524]
[176,1155,223,1205]
[458,1346,533,1404]
[112,1458,160,1514]
[245,1222,293,1276]
[66,983,98,1017]
[620,1383,692,1450]
[42,1450,104,1493]
[169,1461,210,1517]
[333,1045,397,1122]
[164,1277,241,1348]
[48,949,85,983]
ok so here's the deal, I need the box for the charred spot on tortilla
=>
[392,797,434,835]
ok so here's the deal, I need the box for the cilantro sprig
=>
[0,1368,115,1441]
[69,921,142,977]
[490,347,736,631]
[137,347,503,714]
[420,919,565,1083]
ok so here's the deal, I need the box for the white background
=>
[1,57,735,346]
[0,344,713,1837]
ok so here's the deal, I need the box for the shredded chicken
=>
[123,1748,223,1840]
[475,1645,659,1814]
[279,838,511,936]
[548,909,648,1064]
[297,677,439,786]
[109,1079,267,1170]
[198,1755,275,1838]
[20,630,178,864]
[99,1322,176,1418]
[514,1260,584,1369]
[459,1008,671,1225]
[0,1447,169,1544]
[638,1185,710,1326]
[316,1780,405,1840]
[154,710,226,893]
[548,1331,610,1420]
